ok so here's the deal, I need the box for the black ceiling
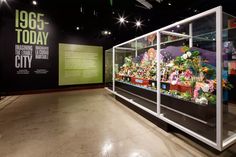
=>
[1,0,236,48]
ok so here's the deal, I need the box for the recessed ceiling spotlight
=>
[135,20,142,28]
[102,30,111,36]
[168,3,171,6]
[117,14,127,25]
[104,30,108,35]
[119,17,125,23]
[32,0,37,6]
[76,26,80,30]
[0,0,9,7]
[177,25,180,28]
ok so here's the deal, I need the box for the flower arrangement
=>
[160,46,231,105]
[116,48,158,85]
[116,46,233,105]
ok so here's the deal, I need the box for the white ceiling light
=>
[119,17,125,23]
[168,3,171,6]
[102,30,111,36]
[32,0,37,6]
[177,25,180,28]
[136,0,152,9]
[0,0,7,4]
[0,0,10,8]
[117,15,127,25]
[136,20,142,28]
[76,26,80,30]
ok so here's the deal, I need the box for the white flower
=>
[199,97,208,104]
[195,97,208,105]
[182,54,188,60]
[195,98,201,104]
[186,51,192,57]
[201,84,210,93]
[171,80,178,85]
[167,62,174,67]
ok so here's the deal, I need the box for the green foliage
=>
[179,76,186,82]
[181,92,192,101]
[174,56,184,65]
[201,92,216,105]
[124,56,132,67]
[169,90,180,96]
[190,78,196,88]
[191,50,200,57]
[150,68,156,76]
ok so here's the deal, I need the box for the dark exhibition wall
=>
[0,7,58,92]
[0,2,105,93]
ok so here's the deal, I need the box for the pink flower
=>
[142,52,149,62]
[194,82,204,98]
[184,69,193,79]
[194,86,200,98]
[206,80,215,93]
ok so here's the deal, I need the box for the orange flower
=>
[202,67,209,73]
[180,46,189,53]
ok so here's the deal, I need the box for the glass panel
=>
[105,48,113,90]
[222,12,236,143]
[160,13,217,142]
[115,34,157,113]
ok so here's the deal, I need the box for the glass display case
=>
[105,6,236,151]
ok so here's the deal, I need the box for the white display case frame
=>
[105,6,236,151]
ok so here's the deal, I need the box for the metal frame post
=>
[189,23,193,47]
[156,31,161,116]
[216,6,223,151]
[135,40,138,57]
[112,47,115,92]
